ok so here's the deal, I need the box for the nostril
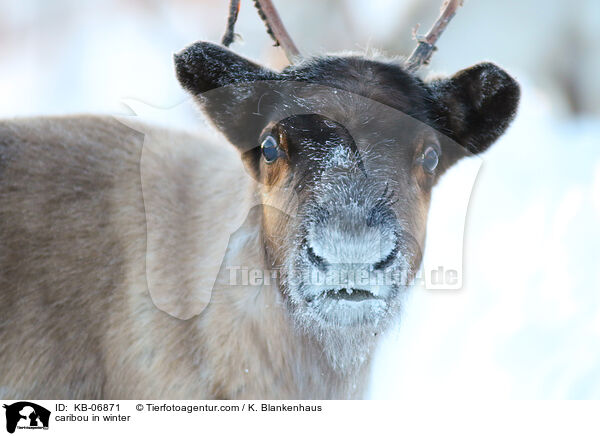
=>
[367,204,395,228]
[306,243,328,271]
[366,207,382,227]
[373,234,400,270]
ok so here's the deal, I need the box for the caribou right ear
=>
[174,41,277,94]
[174,42,279,160]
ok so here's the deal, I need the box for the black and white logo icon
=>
[2,402,50,434]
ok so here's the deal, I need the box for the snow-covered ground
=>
[1,0,598,399]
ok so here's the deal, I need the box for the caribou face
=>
[258,110,435,329]
[175,42,520,334]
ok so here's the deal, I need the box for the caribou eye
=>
[421,145,439,174]
[261,135,280,163]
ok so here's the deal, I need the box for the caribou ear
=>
[428,62,520,155]
[174,41,276,94]
[174,41,279,159]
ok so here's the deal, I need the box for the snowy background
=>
[1,0,598,399]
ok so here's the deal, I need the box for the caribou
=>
[0,1,519,399]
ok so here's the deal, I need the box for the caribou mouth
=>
[324,288,379,302]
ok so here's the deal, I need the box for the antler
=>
[222,0,459,69]
[221,0,241,47]
[252,0,301,63]
[405,0,463,72]
[221,0,301,64]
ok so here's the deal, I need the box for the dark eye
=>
[421,145,439,174]
[261,135,280,163]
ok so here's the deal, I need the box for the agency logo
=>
[2,402,50,434]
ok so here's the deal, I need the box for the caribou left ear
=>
[428,62,520,154]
